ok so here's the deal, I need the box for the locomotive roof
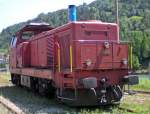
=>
[73,21,118,26]
[19,23,53,32]
[48,21,118,33]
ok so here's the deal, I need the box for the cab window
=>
[21,31,34,40]
[10,36,17,48]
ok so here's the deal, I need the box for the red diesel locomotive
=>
[9,6,138,106]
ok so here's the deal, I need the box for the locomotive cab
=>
[10,23,52,44]
[9,23,53,68]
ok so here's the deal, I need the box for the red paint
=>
[10,21,129,89]
[17,42,30,67]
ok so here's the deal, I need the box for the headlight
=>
[80,77,97,88]
[85,59,92,66]
[122,58,128,65]
[104,42,110,49]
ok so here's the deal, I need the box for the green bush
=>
[131,78,150,91]
[0,63,6,68]
[132,54,140,70]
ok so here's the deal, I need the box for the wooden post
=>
[115,0,120,41]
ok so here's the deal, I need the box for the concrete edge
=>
[0,96,24,114]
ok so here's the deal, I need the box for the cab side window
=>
[10,37,14,47]
[21,31,34,40]
[10,36,17,48]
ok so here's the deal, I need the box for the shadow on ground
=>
[0,86,116,114]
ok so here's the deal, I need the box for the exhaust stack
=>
[68,5,77,22]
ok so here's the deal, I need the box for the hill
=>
[0,0,150,68]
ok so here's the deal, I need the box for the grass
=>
[77,108,132,114]
[0,72,150,114]
[78,93,150,114]
[0,72,73,113]
[0,49,7,53]
[131,78,150,92]
[121,94,150,114]
[0,72,11,86]
[0,86,71,113]
[0,72,11,80]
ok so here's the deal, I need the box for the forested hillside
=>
[0,0,150,68]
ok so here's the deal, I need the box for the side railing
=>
[55,42,77,101]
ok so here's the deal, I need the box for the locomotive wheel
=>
[111,85,123,102]
[97,85,123,105]
[11,73,21,86]
[38,79,56,98]
[30,77,39,93]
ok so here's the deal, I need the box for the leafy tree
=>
[132,54,140,70]
[0,0,150,67]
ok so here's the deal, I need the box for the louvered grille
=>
[47,37,54,66]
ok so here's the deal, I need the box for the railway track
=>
[132,90,150,94]
[0,96,23,114]
[121,90,150,113]
[118,106,136,113]
[125,90,150,95]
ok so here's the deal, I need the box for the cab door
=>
[79,42,113,69]
[10,36,17,69]
[113,43,128,69]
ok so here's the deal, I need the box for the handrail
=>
[55,42,60,72]
[72,39,130,43]
[129,44,133,69]
[58,48,60,72]
[70,45,73,72]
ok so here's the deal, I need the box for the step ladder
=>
[57,72,77,101]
